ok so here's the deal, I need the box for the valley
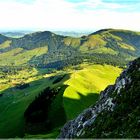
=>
[0,63,121,138]
[0,28,140,138]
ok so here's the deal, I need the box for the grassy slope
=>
[79,32,136,53]
[63,64,122,119]
[0,68,38,92]
[0,29,139,67]
[64,37,81,48]
[24,64,122,138]
[0,67,57,137]
[0,77,53,137]
[0,29,139,138]
[80,34,106,51]
[0,46,48,66]
[0,40,11,49]
[0,64,122,138]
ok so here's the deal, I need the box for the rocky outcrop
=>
[59,58,140,138]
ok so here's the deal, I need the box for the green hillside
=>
[0,29,140,138]
[59,57,140,139]
[0,64,121,138]
[0,29,140,67]
[63,64,121,119]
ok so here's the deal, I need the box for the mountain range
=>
[0,29,140,68]
[0,29,140,138]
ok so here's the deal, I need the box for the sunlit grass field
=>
[63,64,122,119]
[0,63,122,138]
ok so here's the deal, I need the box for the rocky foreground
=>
[59,57,140,138]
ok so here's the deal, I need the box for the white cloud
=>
[0,0,140,31]
[74,0,127,10]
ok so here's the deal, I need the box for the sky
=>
[0,0,140,32]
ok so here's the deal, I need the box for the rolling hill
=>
[1,31,30,38]
[59,57,140,138]
[0,29,140,138]
[0,29,140,67]
[0,63,122,138]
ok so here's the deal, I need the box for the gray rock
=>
[58,60,135,138]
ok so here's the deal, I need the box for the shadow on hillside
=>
[63,92,99,120]
[0,72,100,138]
[24,85,69,135]
[0,73,70,138]
[24,92,100,138]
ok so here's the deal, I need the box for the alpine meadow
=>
[0,0,140,138]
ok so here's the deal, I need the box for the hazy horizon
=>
[0,0,140,31]
[0,29,93,32]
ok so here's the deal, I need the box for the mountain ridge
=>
[59,57,140,138]
[0,28,140,67]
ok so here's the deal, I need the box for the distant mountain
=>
[59,57,140,138]
[0,29,140,67]
[1,31,32,38]
[53,31,91,37]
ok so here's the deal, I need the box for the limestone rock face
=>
[59,58,140,138]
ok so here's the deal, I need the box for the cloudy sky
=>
[0,0,140,31]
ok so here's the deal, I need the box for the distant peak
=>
[23,30,56,38]
[89,28,140,37]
